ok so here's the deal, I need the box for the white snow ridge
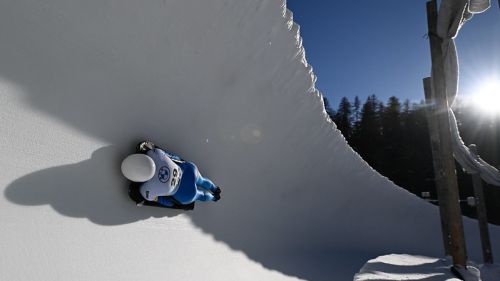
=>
[0,1,498,281]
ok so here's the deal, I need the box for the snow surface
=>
[355,254,500,281]
[354,254,460,281]
[0,1,498,280]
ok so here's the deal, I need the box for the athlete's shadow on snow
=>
[5,146,182,225]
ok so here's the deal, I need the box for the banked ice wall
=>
[0,1,498,280]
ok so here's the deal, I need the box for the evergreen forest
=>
[325,95,500,225]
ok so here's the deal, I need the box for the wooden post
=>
[425,0,467,267]
[423,77,451,255]
[469,144,494,264]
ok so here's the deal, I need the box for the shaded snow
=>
[0,0,499,280]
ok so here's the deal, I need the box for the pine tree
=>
[322,96,335,121]
[351,96,361,142]
[341,95,500,224]
[353,96,361,125]
[355,95,383,168]
[382,96,402,139]
[402,99,410,116]
[333,97,353,139]
[380,96,403,181]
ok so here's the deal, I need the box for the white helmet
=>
[121,154,156,182]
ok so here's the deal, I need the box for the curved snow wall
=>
[0,1,498,280]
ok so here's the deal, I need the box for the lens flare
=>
[472,80,500,115]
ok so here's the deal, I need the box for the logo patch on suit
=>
[158,166,170,183]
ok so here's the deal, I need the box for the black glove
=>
[214,186,222,195]
[213,192,221,202]
[136,141,155,153]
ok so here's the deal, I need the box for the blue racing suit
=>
[142,148,218,207]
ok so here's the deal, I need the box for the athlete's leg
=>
[196,177,218,192]
[194,168,218,192]
[194,189,215,202]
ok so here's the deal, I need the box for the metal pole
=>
[426,0,467,267]
[469,144,494,264]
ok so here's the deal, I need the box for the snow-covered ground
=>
[355,254,462,281]
[355,254,500,281]
[0,1,498,280]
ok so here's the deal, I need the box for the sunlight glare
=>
[472,80,500,115]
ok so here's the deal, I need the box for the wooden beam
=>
[469,144,494,264]
[423,77,451,256]
[425,0,467,267]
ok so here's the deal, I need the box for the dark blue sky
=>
[287,0,500,107]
